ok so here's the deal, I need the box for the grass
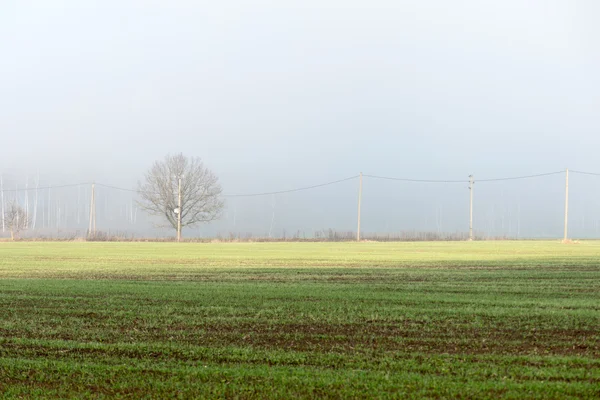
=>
[0,241,599,398]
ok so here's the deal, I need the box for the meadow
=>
[0,241,599,398]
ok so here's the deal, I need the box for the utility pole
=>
[93,186,96,234]
[1,175,4,233]
[469,175,474,241]
[24,178,29,228]
[177,177,182,242]
[77,185,81,225]
[47,188,50,229]
[357,172,363,242]
[88,183,96,238]
[32,174,39,230]
[564,168,569,242]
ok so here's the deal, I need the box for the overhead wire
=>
[571,170,600,177]
[223,176,359,197]
[90,176,361,197]
[363,171,565,183]
[0,183,90,193]
[363,174,466,183]
[0,170,576,195]
[95,183,137,193]
[476,171,565,182]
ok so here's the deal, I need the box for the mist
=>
[1,0,599,239]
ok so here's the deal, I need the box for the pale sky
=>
[1,1,599,237]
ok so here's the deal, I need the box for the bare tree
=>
[138,154,224,239]
[4,202,29,240]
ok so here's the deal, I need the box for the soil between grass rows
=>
[0,242,599,398]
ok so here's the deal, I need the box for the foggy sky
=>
[1,1,599,238]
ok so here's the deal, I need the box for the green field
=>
[0,241,599,398]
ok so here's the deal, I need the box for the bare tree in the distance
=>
[138,154,224,239]
[4,202,29,240]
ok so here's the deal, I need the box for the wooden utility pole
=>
[469,175,474,241]
[88,183,96,238]
[357,172,363,242]
[177,177,182,242]
[564,168,569,242]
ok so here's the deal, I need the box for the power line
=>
[476,171,565,182]
[95,183,138,193]
[363,174,467,183]
[0,183,90,193]
[571,170,600,177]
[0,170,572,195]
[98,176,360,197]
[362,171,564,184]
[224,176,359,197]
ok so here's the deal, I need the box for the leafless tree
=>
[138,154,224,238]
[4,202,29,240]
